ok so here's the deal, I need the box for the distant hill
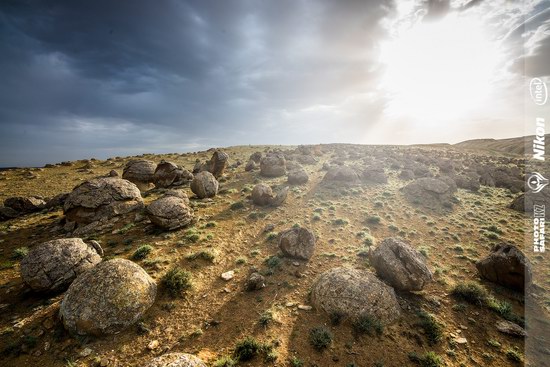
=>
[454,134,549,156]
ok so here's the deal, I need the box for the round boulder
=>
[60,259,157,335]
[154,160,192,188]
[322,166,360,184]
[146,196,194,230]
[20,238,102,292]
[190,171,219,198]
[287,167,309,185]
[402,177,454,210]
[144,353,206,367]
[251,184,274,206]
[476,243,532,291]
[310,267,400,324]
[278,226,316,260]
[63,177,144,225]
[368,238,432,291]
[122,159,157,191]
[260,153,286,177]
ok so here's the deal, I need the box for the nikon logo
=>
[533,118,545,161]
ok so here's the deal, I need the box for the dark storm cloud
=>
[0,0,394,166]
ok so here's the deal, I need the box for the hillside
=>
[454,134,550,156]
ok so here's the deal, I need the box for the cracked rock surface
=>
[278,226,316,260]
[60,259,157,335]
[476,243,532,291]
[310,267,400,324]
[153,160,193,188]
[369,237,433,291]
[63,177,144,225]
[122,159,157,191]
[20,238,102,292]
[190,171,218,199]
[146,196,194,230]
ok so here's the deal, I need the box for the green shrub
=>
[161,267,192,297]
[12,247,29,260]
[353,315,383,336]
[418,310,443,345]
[290,356,304,367]
[451,281,488,305]
[309,326,333,351]
[186,250,216,262]
[505,348,522,363]
[408,351,443,367]
[132,244,153,260]
[213,356,236,367]
[265,255,282,269]
[234,337,262,361]
[367,215,381,224]
[230,201,245,210]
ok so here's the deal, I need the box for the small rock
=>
[221,271,234,281]
[147,340,159,350]
[298,305,312,311]
[455,337,468,344]
[79,348,93,357]
[496,320,526,337]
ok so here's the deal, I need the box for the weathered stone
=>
[245,272,265,291]
[206,150,229,178]
[251,184,273,206]
[143,353,206,367]
[322,166,360,184]
[278,227,316,260]
[4,196,46,213]
[310,267,401,324]
[260,153,286,177]
[476,243,532,291]
[153,160,192,188]
[368,238,432,291]
[63,177,144,225]
[146,196,194,230]
[20,238,102,292]
[60,259,156,335]
[402,177,454,210]
[190,171,219,198]
[496,320,526,337]
[122,159,156,191]
[287,167,309,185]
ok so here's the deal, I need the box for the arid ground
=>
[0,142,549,367]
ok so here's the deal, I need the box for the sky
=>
[1,0,550,167]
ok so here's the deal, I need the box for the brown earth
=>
[0,144,548,367]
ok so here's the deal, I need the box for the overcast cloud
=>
[1,0,549,166]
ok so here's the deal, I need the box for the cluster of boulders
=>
[309,237,433,326]
[402,177,455,210]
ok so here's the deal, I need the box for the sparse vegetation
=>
[131,244,153,260]
[161,267,192,297]
[309,326,333,351]
[417,310,443,345]
[408,351,443,367]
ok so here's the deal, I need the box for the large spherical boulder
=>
[153,160,193,188]
[476,243,532,291]
[368,238,432,291]
[278,227,316,260]
[144,353,207,367]
[146,196,194,230]
[63,177,144,225]
[310,267,400,324]
[20,238,102,292]
[260,153,286,177]
[402,177,454,210]
[251,184,273,206]
[122,159,157,191]
[190,171,219,198]
[60,259,156,335]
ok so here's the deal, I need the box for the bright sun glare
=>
[379,13,504,124]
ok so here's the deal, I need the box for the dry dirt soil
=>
[0,144,549,367]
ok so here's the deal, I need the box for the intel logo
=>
[530,78,548,106]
